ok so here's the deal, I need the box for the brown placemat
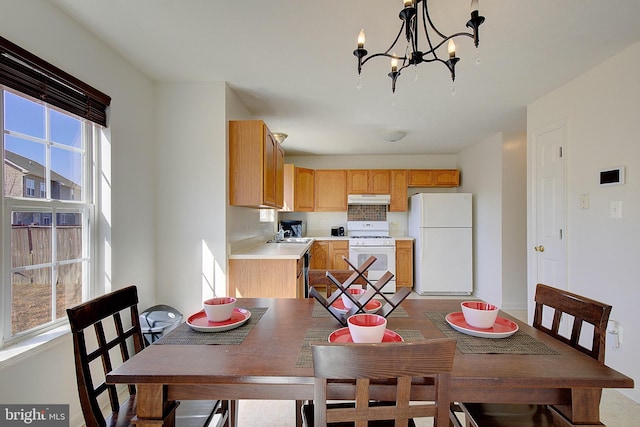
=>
[154,307,268,345]
[313,301,409,318]
[296,328,425,368]
[426,311,559,355]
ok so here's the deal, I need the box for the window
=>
[0,36,110,347]
[2,89,96,343]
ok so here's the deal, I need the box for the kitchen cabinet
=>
[407,169,459,187]
[229,120,284,208]
[347,170,390,194]
[329,240,350,270]
[283,164,314,212]
[395,239,413,288]
[310,240,329,269]
[314,169,347,212]
[389,169,408,212]
[228,258,303,298]
[310,240,349,270]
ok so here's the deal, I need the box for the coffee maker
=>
[279,220,306,238]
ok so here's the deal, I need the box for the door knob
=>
[534,245,545,252]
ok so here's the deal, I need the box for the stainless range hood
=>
[347,194,391,205]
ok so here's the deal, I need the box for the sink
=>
[267,237,314,244]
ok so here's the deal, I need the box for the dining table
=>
[106,297,634,427]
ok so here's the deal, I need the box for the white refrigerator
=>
[408,193,473,295]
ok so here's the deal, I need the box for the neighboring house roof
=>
[4,150,80,188]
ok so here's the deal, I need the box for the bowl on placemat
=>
[347,313,387,343]
[203,297,236,322]
[461,301,499,329]
[341,287,366,310]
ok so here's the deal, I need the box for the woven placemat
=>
[154,307,268,345]
[296,328,425,368]
[426,312,559,355]
[312,302,409,318]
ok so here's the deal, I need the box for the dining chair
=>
[66,285,231,427]
[302,339,457,427]
[451,283,612,427]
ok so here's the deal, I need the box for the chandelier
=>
[353,0,485,93]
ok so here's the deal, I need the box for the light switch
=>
[609,201,622,219]
[580,194,589,209]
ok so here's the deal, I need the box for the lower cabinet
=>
[395,240,413,288]
[310,240,349,270]
[228,258,304,298]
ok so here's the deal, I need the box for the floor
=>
[234,293,640,426]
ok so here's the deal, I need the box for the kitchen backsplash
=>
[347,205,387,221]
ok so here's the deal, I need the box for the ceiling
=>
[48,0,640,156]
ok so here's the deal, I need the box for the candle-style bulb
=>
[448,39,456,58]
[470,0,479,13]
[391,55,398,73]
[357,29,366,49]
[404,0,413,7]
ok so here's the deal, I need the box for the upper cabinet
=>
[347,170,391,194]
[314,169,347,212]
[283,164,315,212]
[229,120,284,208]
[407,169,459,187]
[389,169,408,212]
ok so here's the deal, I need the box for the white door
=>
[530,121,567,315]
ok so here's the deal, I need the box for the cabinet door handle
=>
[534,245,545,252]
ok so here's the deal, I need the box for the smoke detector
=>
[382,130,407,143]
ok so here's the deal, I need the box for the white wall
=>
[528,41,640,401]
[458,132,528,310]
[154,82,229,316]
[458,134,504,305]
[0,0,157,424]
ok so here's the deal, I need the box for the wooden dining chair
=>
[66,285,230,427]
[302,339,457,427]
[451,283,612,427]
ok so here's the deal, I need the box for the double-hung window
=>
[0,36,110,347]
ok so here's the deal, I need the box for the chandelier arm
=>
[422,0,449,41]
[432,32,475,52]
[360,52,407,68]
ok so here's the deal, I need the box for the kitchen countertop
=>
[229,235,414,260]
[228,240,314,260]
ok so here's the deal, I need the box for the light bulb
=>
[357,29,365,49]
[448,40,456,58]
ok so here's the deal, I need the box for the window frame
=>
[1,87,97,347]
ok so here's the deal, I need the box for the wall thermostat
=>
[600,166,625,186]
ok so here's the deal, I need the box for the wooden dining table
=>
[106,297,633,427]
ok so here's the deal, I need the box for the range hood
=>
[347,194,391,205]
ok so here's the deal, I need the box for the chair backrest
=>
[311,339,457,427]
[532,283,611,363]
[66,285,145,427]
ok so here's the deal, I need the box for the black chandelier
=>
[353,0,485,93]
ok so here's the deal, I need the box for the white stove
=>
[346,221,396,293]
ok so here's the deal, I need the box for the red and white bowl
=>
[203,297,236,322]
[341,287,366,310]
[347,313,387,343]
[461,301,499,329]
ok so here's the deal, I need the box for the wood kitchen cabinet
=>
[395,239,413,288]
[283,164,314,212]
[347,170,391,194]
[228,258,303,298]
[408,169,459,187]
[314,169,347,212]
[310,240,349,270]
[310,240,329,269]
[229,120,284,208]
[389,169,408,212]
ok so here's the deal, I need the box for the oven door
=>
[348,245,396,293]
